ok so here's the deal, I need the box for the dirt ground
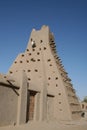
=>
[0,119,87,130]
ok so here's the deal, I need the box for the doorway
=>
[27,91,36,121]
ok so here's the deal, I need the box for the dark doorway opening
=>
[26,90,36,121]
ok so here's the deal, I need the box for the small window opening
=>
[48,77,51,80]
[56,84,58,87]
[40,40,43,43]
[32,48,35,51]
[4,76,6,78]
[31,38,33,41]
[44,47,46,50]
[9,71,13,74]
[20,61,23,63]
[37,59,40,61]
[47,59,51,62]
[59,93,61,95]
[49,64,52,66]
[14,61,17,64]
[37,52,40,55]
[55,77,58,80]
[31,58,36,62]
[26,60,29,63]
[28,78,31,81]
[35,69,38,72]
[28,70,31,72]
[26,49,29,51]
[29,53,31,55]
[21,54,24,57]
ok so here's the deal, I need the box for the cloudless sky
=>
[0,0,87,100]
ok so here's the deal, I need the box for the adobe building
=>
[81,101,87,118]
[0,25,86,130]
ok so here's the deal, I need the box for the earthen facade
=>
[0,26,82,127]
[81,101,87,118]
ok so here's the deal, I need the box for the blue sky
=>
[0,0,87,100]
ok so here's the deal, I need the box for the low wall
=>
[0,84,18,126]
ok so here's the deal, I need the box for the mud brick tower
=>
[0,26,81,126]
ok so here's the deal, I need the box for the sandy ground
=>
[0,119,87,130]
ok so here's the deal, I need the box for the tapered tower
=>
[8,25,81,121]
